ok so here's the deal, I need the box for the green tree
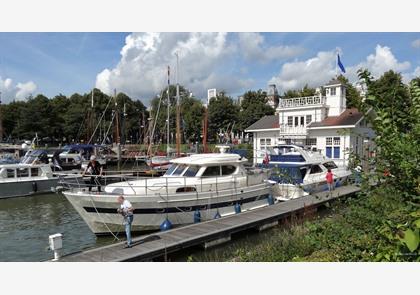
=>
[283,84,316,98]
[208,93,239,142]
[239,89,274,131]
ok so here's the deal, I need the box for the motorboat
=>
[59,144,118,170]
[61,150,273,235]
[265,145,352,201]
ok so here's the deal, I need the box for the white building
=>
[245,78,375,167]
[207,88,217,104]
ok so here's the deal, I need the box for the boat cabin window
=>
[31,168,40,177]
[172,164,187,176]
[323,161,338,170]
[164,164,178,176]
[310,165,323,174]
[17,168,29,178]
[183,165,200,177]
[300,167,308,178]
[202,166,221,177]
[6,169,15,178]
[221,165,236,176]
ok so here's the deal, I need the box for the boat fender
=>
[267,194,274,205]
[214,210,221,219]
[234,203,241,214]
[194,209,201,223]
[160,218,173,231]
[32,182,38,192]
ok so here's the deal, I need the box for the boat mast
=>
[0,92,3,142]
[167,66,170,156]
[175,52,181,157]
[114,89,120,144]
[203,104,208,153]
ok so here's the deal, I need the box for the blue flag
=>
[337,54,346,73]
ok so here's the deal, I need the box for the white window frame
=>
[326,137,332,146]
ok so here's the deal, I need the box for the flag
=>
[337,54,346,73]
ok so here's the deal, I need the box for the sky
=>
[0,32,419,105]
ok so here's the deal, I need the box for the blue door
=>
[326,147,332,158]
[333,147,340,158]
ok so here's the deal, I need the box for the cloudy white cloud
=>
[269,44,414,92]
[238,32,304,63]
[96,32,253,101]
[0,77,37,103]
[411,39,420,49]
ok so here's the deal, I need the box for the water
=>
[0,193,116,262]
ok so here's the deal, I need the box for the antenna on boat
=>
[167,66,171,156]
[175,52,181,157]
[0,91,3,142]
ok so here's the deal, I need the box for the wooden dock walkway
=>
[58,185,360,262]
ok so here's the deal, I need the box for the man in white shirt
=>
[117,195,134,248]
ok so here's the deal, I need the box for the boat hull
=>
[63,182,273,235]
[0,178,60,199]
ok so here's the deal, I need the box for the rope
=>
[88,194,121,242]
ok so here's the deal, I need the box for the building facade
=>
[245,78,375,167]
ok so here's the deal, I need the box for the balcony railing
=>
[278,95,326,109]
[279,125,308,135]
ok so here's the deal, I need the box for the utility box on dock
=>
[49,233,63,251]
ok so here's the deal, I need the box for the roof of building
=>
[245,115,279,131]
[308,108,363,128]
[325,78,344,86]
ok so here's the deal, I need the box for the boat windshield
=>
[323,161,338,170]
[270,165,305,184]
[164,164,178,176]
[172,164,188,176]
[183,165,200,177]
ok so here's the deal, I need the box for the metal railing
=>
[58,169,271,197]
[279,125,308,135]
[279,95,326,108]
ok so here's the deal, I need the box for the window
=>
[323,161,338,170]
[31,168,40,177]
[287,116,293,126]
[164,164,178,176]
[294,117,299,127]
[300,116,305,126]
[265,138,271,146]
[202,166,221,177]
[331,87,336,95]
[6,169,15,178]
[183,166,199,177]
[17,168,29,178]
[310,165,323,174]
[306,115,312,125]
[326,137,332,146]
[305,138,317,146]
[172,164,187,176]
[221,165,236,176]
[260,139,265,146]
[333,137,341,146]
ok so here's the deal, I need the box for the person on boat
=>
[82,155,104,192]
[326,168,334,191]
[117,195,134,248]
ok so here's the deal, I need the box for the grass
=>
[184,185,413,262]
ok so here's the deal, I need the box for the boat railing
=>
[58,169,270,196]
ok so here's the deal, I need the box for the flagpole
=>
[335,49,338,78]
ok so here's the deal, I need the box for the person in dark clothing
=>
[82,155,104,192]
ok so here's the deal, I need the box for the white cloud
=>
[96,32,247,102]
[412,39,420,49]
[269,45,413,93]
[238,32,304,63]
[0,77,37,103]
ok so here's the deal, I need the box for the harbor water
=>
[0,193,117,262]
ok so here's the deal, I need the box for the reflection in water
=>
[0,193,116,262]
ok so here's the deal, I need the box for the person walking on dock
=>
[82,155,103,192]
[117,195,134,248]
[326,168,334,192]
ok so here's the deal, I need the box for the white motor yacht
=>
[266,145,352,201]
[62,150,273,235]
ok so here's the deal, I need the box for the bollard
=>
[234,203,241,214]
[49,233,63,261]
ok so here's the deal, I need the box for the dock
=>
[57,185,360,262]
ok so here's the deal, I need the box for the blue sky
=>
[0,32,419,105]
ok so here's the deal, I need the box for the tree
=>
[208,93,239,142]
[283,84,316,98]
[239,89,274,131]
